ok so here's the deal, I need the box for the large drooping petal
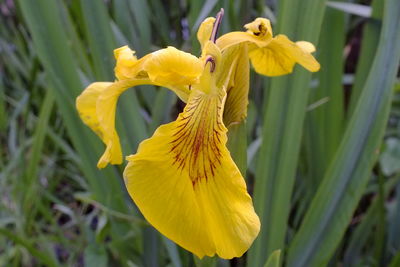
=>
[123,86,260,259]
[249,34,320,76]
[76,79,151,168]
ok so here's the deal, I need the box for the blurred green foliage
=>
[1,0,400,266]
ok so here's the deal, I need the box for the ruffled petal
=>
[249,34,320,76]
[76,79,152,168]
[123,87,260,259]
[197,17,216,49]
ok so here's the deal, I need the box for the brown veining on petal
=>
[170,91,225,188]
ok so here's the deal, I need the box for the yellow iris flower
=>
[76,10,319,259]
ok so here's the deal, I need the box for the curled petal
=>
[244,18,273,39]
[249,34,320,76]
[144,46,203,87]
[114,46,147,80]
[197,17,216,49]
[124,88,260,259]
[217,18,273,51]
[76,79,152,168]
[76,82,122,167]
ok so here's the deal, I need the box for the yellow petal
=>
[76,79,152,168]
[296,41,316,53]
[217,31,271,51]
[144,46,203,87]
[76,82,123,167]
[244,17,273,38]
[201,40,222,64]
[217,44,249,126]
[197,17,216,49]
[123,87,260,259]
[249,34,320,76]
[217,18,273,51]
[114,46,140,80]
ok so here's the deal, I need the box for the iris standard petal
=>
[123,88,260,259]
[197,17,216,49]
[219,44,250,126]
[249,34,320,76]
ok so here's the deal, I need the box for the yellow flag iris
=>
[76,10,319,259]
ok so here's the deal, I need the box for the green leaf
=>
[227,122,247,176]
[305,1,345,192]
[380,137,400,176]
[248,0,328,265]
[349,0,384,116]
[287,0,400,265]
[264,250,281,267]
[389,252,400,267]
[326,2,372,17]
[84,243,108,267]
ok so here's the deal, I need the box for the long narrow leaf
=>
[248,0,327,265]
[287,0,400,265]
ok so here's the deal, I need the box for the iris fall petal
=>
[124,87,260,259]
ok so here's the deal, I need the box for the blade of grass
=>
[17,0,127,211]
[348,0,384,116]
[248,0,327,265]
[0,228,59,267]
[264,250,281,267]
[79,0,115,80]
[23,89,54,218]
[16,2,139,263]
[305,3,345,191]
[287,0,400,265]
